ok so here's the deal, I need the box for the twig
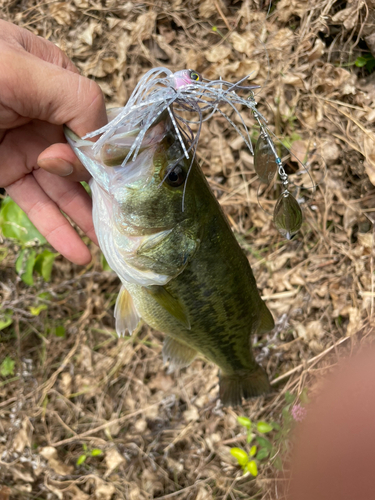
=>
[271,335,351,386]
[50,402,162,447]
[214,0,232,31]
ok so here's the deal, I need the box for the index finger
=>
[1,43,107,137]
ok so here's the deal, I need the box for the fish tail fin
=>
[219,365,271,406]
[258,301,275,334]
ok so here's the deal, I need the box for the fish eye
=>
[165,164,186,187]
[189,70,201,82]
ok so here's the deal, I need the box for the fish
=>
[65,68,275,406]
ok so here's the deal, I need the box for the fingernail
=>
[38,158,74,177]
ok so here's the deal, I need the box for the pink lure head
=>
[171,69,202,89]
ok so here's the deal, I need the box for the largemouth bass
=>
[65,69,275,406]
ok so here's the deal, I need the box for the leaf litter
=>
[1,0,375,498]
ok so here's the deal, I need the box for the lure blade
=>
[273,193,302,239]
[254,135,277,184]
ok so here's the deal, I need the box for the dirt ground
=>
[1,0,375,498]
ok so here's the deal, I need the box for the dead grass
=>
[1,0,375,498]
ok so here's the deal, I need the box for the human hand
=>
[0,20,107,265]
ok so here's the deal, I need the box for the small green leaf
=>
[82,444,88,452]
[366,57,375,72]
[256,448,269,461]
[101,253,112,272]
[91,449,103,457]
[0,356,15,377]
[256,436,273,451]
[34,250,58,282]
[271,421,281,431]
[0,314,13,331]
[0,197,46,245]
[0,247,8,262]
[355,56,368,67]
[21,249,37,285]
[29,304,48,316]
[230,447,249,467]
[76,454,87,466]
[54,326,66,338]
[250,445,257,457]
[285,391,295,404]
[246,431,255,444]
[273,455,283,471]
[237,416,252,429]
[246,460,258,476]
[257,421,273,433]
[15,249,26,274]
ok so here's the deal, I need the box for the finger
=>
[6,174,92,265]
[0,121,66,187]
[0,20,79,74]
[37,143,91,182]
[33,167,98,246]
[1,46,107,137]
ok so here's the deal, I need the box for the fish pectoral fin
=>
[163,336,197,369]
[219,364,271,407]
[144,285,190,329]
[258,302,275,334]
[114,285,141,336]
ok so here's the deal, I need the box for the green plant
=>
[355,54,375,72]
[76,443,103,466]
[230,390,309,476]
[0,197,58,285]
[0,356,15,377]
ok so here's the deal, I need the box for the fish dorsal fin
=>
[163,336,197,369]
[114,285,141,336]
[258,301,275,334]
[144,286,190,329]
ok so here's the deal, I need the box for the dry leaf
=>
[59,372,72,397]
[331,4,363,30]
[10,466,34,483]
[49,2,75,26]
[141,468,163,495]
[79,21,102,46]
[40,447,74,476]
[267,28,295,54]
[229,32,256,54]
[308,38,325,62]
[282,73,307,90]
[94,479,116,500]
[131,12,157,43]
[340,307,361,336]
[13,418,31,453]
[276,0,309,22]
[104,448,125,478]
[205,45,232,63]
[199,0,227,18]
[67,485,90,500]
[357,233,373,248]
[196,488,213,500]
[183,406,199,422]
[148,372,174,392]
[364,134,375,185]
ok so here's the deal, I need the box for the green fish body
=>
[65,111,274,406]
